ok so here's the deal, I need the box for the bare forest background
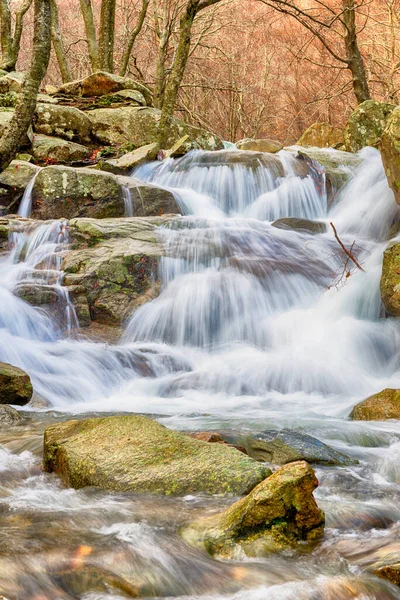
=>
[3,0,400,144]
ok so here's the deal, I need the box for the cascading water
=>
[1,146,400,599]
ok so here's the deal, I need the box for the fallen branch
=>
[330,221,365,272]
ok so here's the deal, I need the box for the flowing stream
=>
[1,147,400,598]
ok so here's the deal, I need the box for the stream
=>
[1,147,400,598]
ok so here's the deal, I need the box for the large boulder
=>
[381,107,400,205]
[344,100,396,153]
[380,242,400,316]
[350,388,400,421]
[117,175,180,217]
[31,134,91,163]
[0,160,39,211]
[31,166,124,219]
[55,71,153,106]
[0,404,22,426]
[34,103,92,144]
[43,414,271,494]
[88,106,223,152]
[297,122,344,149]
[236,138,283,153]
[245,429,357,467]
[63,216,170,324]
[181,461,325,558]
[0,362,33,406]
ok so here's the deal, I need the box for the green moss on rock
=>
[350,388,400,421]
[344,100,396,153]
[0,361,33,406]
[297,123,344,149]
[380,242,400,315]
[43,414,271,495]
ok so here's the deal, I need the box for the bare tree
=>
[50,0,72,82]
[0,0,51,169]
[0,0,34,71]
[119,0,150,76]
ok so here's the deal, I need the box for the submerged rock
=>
[236,138,283,153]
[0,404,22,426]
[297,123,344,149]
[350,388,400,421]
[380,242,400,315]
[344,100,395,153]
[0,362,33,406]
[31,134,91,163]
[381,107,400,205]
[88,106,223,152]
[245,429,357,467]
[181,461,325,558]
[63,216,171,324]
[34,103,92,144]
[43,414,271,494]
[272,217,327,235]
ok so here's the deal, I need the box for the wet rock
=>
[381,107,400,205]
[0,160,39,210]
[236,138,283,153]
[0,361,33,406]
[297,122,344,149]
[187,431,247,454]
[181,461,324,558]
[272,217,327,235]
[31,166,124,219]
[245,429,357,467]
[118,175,179,216]
[63,216,170,324]
[0,404,22,426]
[14,283,59,305]
[34,103,92,144]
[350,388,400,421]
[55,71,153,106]
[374,560,400,587]
[31,134,91,163]
[43,414,271,494]
[344,100,396,153]
[380,242,400,315]
[88,106,223,152]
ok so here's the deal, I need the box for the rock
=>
[0,91,18,107]
[31,166,124,219]
[63,216,170,324]
[187,432,247,454]
[245,429,357,467]
[0,108,31,146]
[374,560,400,587]
[110,89,146,105]
[117,175,180,217]
[102,142,158,173]
[380,242,400,316]
[350,389,400,421]
[0,362,33,406]
[88,106,223,152]
[56,71,153,106]
[236,138,283,153]
[0,405,22,426]
[0,72,24,93]
[14,283,59,306]
[43,414,271,494]
[31,134,91,163]
[297,123,344,149]
[181,461,325,558]
[34,103,92,144]
[344,100,396,153]
[272,218,327,234]
[0,160,39,210]
[381,107,400,205]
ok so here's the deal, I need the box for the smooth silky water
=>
[1,147,400,598]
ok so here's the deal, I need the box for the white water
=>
[1,146,400,599]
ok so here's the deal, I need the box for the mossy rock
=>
[31,134,91,163]
[88,106,223,152]
[381,107,400,205]
[0,160,39,210]
[181,461,325,558]
[344,100,396,153]
[297,123,344,149]
[350,388,400,421]
[236,138,283,153]
[271,218,327,235]
[0,361,33,406]
[43,414,271,495]
[380,242,400,316]
[34,103,92,144]
[0,404,22,426]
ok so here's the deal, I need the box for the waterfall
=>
[18,169,41,218]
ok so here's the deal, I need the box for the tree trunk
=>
[50,0,72,82]
[79,0,99,72]
[0,0,51,170]
[342,0,370,104]
[98,0,115,73]
[0,0,13,70]
[119,0,149,77]
[154,32,169,109]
